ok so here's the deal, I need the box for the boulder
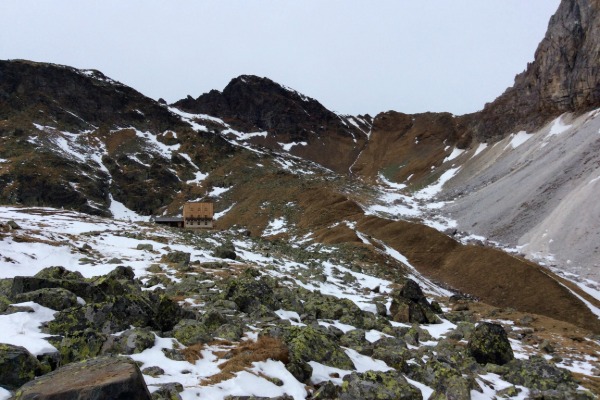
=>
[214,243,237,260]
[501,356,579,392]
[151,382,183,400]
[389,279,439,324]
[0,344,43,390]
[223,275,278,313]
[339,370,422,400]
[263,325,354,382]
[467,322,514,365]
[137,243,154,251]
[13,356,151,399]
[161,251,191,265]
[14,287,79,311]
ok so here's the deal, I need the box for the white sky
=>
[0,1,560,116]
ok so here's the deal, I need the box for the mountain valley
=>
[1,0,600,398]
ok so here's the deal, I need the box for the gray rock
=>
[151,382,183,400]
[13,356,151,399]
[0,344,42,390]
[137,243,154,251]
[14,287,79,311]
[339,370,422,400]
[161,251,191,265]
[468,322,514,365]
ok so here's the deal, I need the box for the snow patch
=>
[278,141,307,151]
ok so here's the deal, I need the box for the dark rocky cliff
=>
[472,0,600,141]
[173,75,371,173]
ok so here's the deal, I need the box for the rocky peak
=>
[0,59,185,133]
[174,74,346,134]
[472,0,600,141]
[173,75,369,173]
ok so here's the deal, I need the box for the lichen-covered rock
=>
[264,325,354,382]
[48,330,108,364]
[161,251,191,265]
[151,382,184,400]
[340,329,373,356]
[34,266,84,281]
[501,356,579,392]
[467,322,514,365]
[371,337,410,370]
[171,319,212,346]
[137,243,154,251]
[214,243,237,260]
[14,287,79,311]
[42,269,185,335]
[223,275,278,313]
[102,328,156,355]
[389,279,439,324]
[13,356,152,399]
[339,370,422,400]
[411,359,471,400]
[0,344,43,390]
[213,323,244,341]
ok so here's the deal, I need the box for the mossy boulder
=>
[43,269,186,335]
[171,319,212,346]
[14,287,79,311]
[264,325,354,382]
[48,330,108,364]
[340,329,373,356]
[501,356,579,392]
[371,337,410,370]
[214,243,237,260]
[102,328,156,355]
[160,251,191,266]
[34,266,84,281]
[0,344,43,390]
[339,370,422,400]
[389,279,439,324]
[151,382,184,400]
[222,275,278,313]
[410,359,471,400]
[467,322,514,365]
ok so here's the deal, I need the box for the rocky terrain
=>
[0,207,598,399]
[0,0,600,398]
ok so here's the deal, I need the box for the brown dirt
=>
[357,216,600,333]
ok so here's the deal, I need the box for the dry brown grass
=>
[181,343,205,364]
[11,234,62,246]
[200,336,289,386]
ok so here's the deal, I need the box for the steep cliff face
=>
[472,0,600,141]
[173,75,371,173]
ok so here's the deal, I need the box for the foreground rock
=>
[14,356,151,400]
[0,344,43,390]
[339,370,422,400]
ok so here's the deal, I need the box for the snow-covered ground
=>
[0,206,597,399]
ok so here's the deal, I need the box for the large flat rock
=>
[14,356,151,400]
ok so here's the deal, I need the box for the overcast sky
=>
[1,1,560,116]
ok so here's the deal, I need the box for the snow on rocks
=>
[0,206,595,399]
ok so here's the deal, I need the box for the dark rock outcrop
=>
[0,344,43,390]
[13,356,152,400]
[471,0,600,141]
[468,322,514,365]
[389,279,440,324]
[173,75,370,173]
